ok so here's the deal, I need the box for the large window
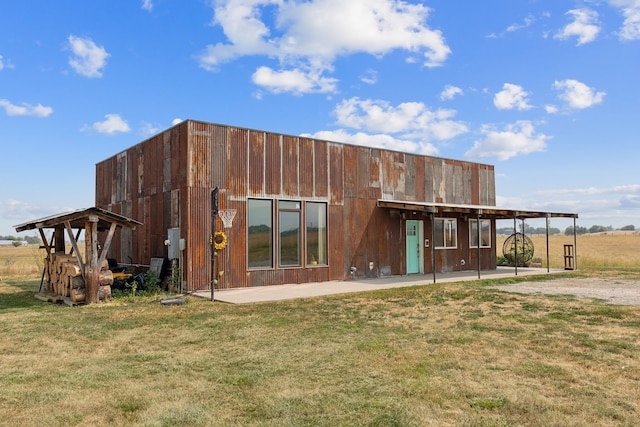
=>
[306,202,327,266]
[470,219,491,248]
[247,199,273,268]
[434,218,457,249]
[279,201,301,267]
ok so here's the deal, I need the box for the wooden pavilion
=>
[14,207,142,305]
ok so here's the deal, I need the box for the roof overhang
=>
[377,200,578,220]
[14,207,143,233]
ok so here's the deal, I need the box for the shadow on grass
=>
[0,277,50,311]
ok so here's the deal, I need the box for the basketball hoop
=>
[218,209,237,229]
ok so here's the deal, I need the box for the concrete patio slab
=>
[193,267,569,304]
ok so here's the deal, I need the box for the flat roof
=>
[377,200,578,220]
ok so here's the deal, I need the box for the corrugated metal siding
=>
[282,135,299,197]
[95,119,499,289]
[299,137,314,198]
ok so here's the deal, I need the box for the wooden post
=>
[85,216,100,304]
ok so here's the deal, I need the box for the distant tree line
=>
[0,235,42,245]
[497,224,636,236]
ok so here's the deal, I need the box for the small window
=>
[306,202,327,266]
[248,199,273,269]
[470,219,491,248]
[434,218,457,249]
[279,201,301,267]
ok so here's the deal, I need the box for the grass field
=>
[1,269,640,426]
[1,233,638,425]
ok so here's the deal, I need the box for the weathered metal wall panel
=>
[248,130,265,195]
[188,121,213,188]
[299,137,314,198]
[227,127,248,196]
[282,135,299,197]
[211,124,227,189]
[184,186,212,291]
[265,132,281,195]
[314,140,328,198]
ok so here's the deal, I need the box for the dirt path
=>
[491,277,640,306]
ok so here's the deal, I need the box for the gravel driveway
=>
[491,277,640,306]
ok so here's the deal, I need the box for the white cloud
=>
[440,85,463,101]
[141,0,153,12]
[0,199,73,222]
[334,97,468,142]
[172,118,184,125]
[545,104,559,114]
[0,55,3,71]
[360,69,378,85]
[554,8,600,45]
[0,99,53,117]
[89,114,131,134]
[608,0,640,40]
[553,79,606,109]
[252,65,338,94]
[198,0,451,94]
[68,35,110,78]
[493,83,532,110]
[140,121,159,137]
[465,120,549,161]
[506,15,535,33]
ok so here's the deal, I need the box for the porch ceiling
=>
[377,200,578,220]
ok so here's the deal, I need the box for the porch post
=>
[477,210,481,279]
[431,212,436,284]
[513,214,518,276]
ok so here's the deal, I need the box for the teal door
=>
[406,220,420,274]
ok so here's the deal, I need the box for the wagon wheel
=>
[502,232,535,266]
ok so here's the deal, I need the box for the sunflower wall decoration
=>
[212,230,228,250]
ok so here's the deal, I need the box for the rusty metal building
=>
[95,119,577,291]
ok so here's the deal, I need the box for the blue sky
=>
[2,0,640,237]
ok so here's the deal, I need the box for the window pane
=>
[481,219,491,248]
[248,199,272,268]
[306,202,327,265]
[445,219,457,247]
[279,210,300,266]
[470,220,479,247]
[434,219,444,247]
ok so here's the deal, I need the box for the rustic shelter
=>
[14,207,142,304]
[95,119,577,292]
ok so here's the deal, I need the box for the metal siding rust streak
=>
[185,186,212,291]
[176,123,189,188]
[227,127,248,195]
[414,155,425,201]
[223,200,248,288]
[282,135,299,197]
[343,145,357,199]
[143,139,158,195]
[424,158,434,203]
[314,140,328,198]
[211,124,227,188]
[189,121,213,188]
[249,130,265,195]
[470,163,480,205]
[357,147,369,199]
[405,154,416,201]
[328,204,345,279]
[265,132,281,195]
[163,132,172,192]
[299,137,314,198]
[329,144,344,205]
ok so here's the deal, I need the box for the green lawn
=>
[1,270,639,426]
